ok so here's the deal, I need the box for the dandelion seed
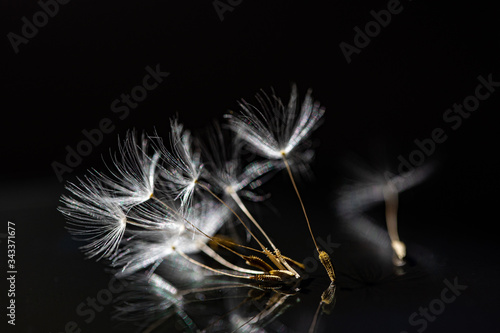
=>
[93,131,160,208]
[59,132,165,260]
[227,85,334,282]
[153,119,203,210]
[59,180,128,260]
[336,161,434,266]
[226,84,324,164]
[114,198,230,277]
[201,122,280,200]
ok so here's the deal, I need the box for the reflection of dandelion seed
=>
[59,86,334,332]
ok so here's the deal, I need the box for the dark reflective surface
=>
[3,166,498,332]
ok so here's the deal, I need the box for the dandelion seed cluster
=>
[59,85,326,331]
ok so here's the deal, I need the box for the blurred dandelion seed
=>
[336,159,434,267]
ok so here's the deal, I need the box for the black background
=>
[2,1,500,332]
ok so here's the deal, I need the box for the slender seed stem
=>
[173,246,254,280]
[281,153,320,253]
[228,189,300,277]
[196,181,286,271]
[383,182,400,243]
[228,188,279,252]
[281,152,336,282]
[199,242,264,275]
[210,236,266,255]
[196,182,266,251]
[383,182,406,263]
[149,195,257,262]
